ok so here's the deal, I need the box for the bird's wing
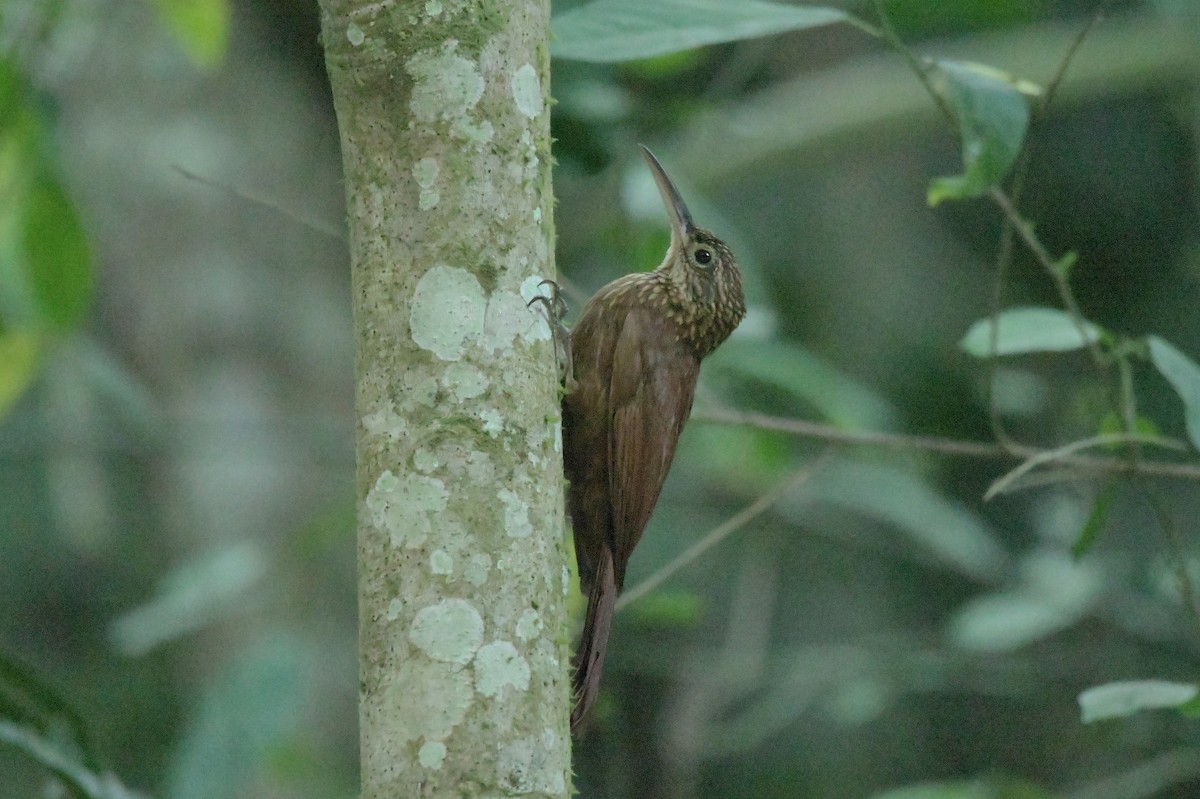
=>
[607,308,699,590]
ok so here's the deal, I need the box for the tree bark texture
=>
[317,1,569,796]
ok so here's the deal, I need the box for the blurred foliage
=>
[148,0,230,67]
[0,56,91,414]
[2,0,1200,798]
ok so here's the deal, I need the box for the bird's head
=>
[642,145,746,353]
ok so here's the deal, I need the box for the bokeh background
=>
[3,0,1200,797]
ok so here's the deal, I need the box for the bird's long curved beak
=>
[640,145,695,247]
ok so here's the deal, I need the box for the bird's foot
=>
[528,279,578,393]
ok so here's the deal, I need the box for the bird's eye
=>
[694,248,712,266]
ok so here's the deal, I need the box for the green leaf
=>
[948,551,1101,652]
[927,60,1031,205]
[0,330,41,416]
[23,175,91,330]
[959,307,1101,358]
[1071,481,1116,559]
[150,0,230,67]
[110,542,266,656]
[551,0,849,63]
[1097,410,1160,446]
[0,57,92,334]
[1147,336,1200,451]
[1079,680,1199,723]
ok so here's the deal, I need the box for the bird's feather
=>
[607,308,698,589]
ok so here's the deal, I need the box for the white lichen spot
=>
[425,0,443,16]
[413,158,441,210]
[414,378,439,405]
[386,598,403,621]
[519,275,546,304]
[413,158,438,185]
[362,403,407,439]
[474,640,530,698]
[498,488,532,538]
[465,553,492,586]
[346,22,365,46]
[366,470,447,549]
[562,565,571,595]
[407,43,484,126]
[418,739,447,769]
[385,659,473,742]
[443,361,489,401]
[515,608,541,640]
[409,598,485,664]
[430,549,453,575]
[484,289,540,350]
[419,189,439,210]
[412,447,438,473]
[554,423,562,453]
[479,408,504,437]
[511,64,544,119]
[533,206,542,223]
[410,265,485,360]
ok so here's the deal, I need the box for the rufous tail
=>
[571,547,617,733]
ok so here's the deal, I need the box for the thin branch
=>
[986,5,1106,448]
[872,0,954,125]
[694,408,1006,458]
[692,407,1200,482]
[172,165,347,242]
[616,450,834,612]
[1037,5,1108,114]
[984,432,1183,501]
[988,187,1106,367]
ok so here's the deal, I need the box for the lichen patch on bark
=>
[409,598,485,664]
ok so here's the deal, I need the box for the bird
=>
[561,145,746,732]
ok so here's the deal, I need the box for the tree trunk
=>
[316,1,569,796]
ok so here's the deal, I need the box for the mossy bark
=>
[317,0,569,795]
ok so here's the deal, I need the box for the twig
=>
[986,5,1106,447]
[692,407,1200,482]
[988,187,1106,368]
[616,450,834,611]
[984,432,1183,500]
[172,165,347,242]
[871,0,954,125]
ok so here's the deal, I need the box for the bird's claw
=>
[527,278,568,325]
[528,279,577,392]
